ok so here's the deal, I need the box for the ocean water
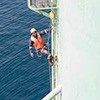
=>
[0,0,51,100]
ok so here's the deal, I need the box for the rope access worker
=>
[29,28,54,66]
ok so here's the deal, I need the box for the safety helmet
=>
[30,28,36,33]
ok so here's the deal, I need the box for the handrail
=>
[42,84,62,100]
[28,0,58,10]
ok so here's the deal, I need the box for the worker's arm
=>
[29,39,34,57]
[39,27,52,35]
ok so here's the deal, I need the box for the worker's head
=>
[30,28,36,37]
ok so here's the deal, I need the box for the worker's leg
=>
[36,50,42,58]
[40,46,54,66]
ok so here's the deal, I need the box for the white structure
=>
[59,0,100,100]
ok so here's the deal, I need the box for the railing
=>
[42,84,62,100]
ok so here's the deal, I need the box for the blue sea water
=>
[0,0,51,100]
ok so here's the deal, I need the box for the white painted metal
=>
[59,0,100,100]
[42,84,62,100]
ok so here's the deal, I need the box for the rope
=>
[48,19,52,91]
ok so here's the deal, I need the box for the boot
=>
[48,55,54,66]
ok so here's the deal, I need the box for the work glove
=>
[30,52,34,58]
